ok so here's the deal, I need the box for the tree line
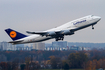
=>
[0,49,105,70]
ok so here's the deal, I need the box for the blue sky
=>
[0,0,105,43]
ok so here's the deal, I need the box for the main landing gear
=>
[92,25,94,29]
[55,36,64,41]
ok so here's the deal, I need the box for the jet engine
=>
[46,31,56,36]
[61,30,74,35]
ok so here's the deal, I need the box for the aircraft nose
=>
[94,16,101,21]
[97,16,101,20]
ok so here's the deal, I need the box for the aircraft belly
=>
[33,36,52,42]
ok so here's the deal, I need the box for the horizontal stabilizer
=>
[8,40,23,43]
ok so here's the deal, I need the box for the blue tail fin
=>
[5,28,27,41]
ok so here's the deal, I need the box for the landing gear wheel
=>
[92,25,94,29]
[56,39,58,41]
[61,37,64,41]
[55,35,64,41]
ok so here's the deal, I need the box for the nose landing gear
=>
[92,25,94,29]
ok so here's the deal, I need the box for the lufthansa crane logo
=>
[10,31,17,38]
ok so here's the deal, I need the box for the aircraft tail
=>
[5,28,27,41]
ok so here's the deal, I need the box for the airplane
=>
[5,15,101,44]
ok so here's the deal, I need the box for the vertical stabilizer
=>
[5,28,27,41]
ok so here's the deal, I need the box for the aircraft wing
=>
[26,31,62,36]
[26,29,74,36]
[26,31,47,36]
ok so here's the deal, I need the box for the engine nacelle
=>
[62,30,70,35]
[61,30,74,35]
[46,31,56,36]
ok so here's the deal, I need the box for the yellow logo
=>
[10,31,17,38]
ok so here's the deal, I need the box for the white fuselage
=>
[14,15,101,44]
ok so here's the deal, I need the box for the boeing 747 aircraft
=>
[5,15,101,44]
